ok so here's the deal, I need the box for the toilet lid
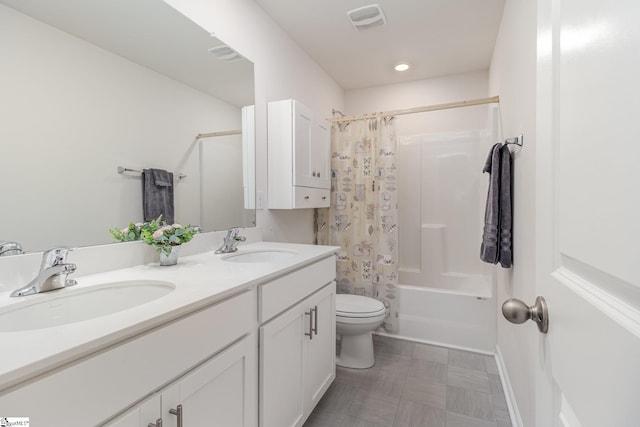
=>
[336,294,385,318]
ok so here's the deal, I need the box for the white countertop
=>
[0,241,338,392]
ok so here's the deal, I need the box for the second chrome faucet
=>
[215,228,246,254]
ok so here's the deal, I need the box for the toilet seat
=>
[336,294,385,318]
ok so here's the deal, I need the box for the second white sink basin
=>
[222,249,297,263]
[0,280,175,332]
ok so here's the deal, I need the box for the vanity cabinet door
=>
[260,282,336,427]
[104,334,257,427]
[304,283,336,410]
[163,334,257,427]
[312,121,331,190]
[292,100,315,189]
[259,303,306,427]
[103,395,160,427]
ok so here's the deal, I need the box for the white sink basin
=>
[222,249,297,263]
[0,280,175,332]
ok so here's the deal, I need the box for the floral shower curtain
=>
[318,114,399,332]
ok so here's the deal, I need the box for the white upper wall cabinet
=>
[268,99,330,209]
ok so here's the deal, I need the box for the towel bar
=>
[504,134,523,147]
[117,166,186,180]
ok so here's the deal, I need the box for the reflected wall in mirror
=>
[0,0,256,254]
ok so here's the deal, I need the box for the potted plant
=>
[140,217,196,265]
[110,216,196,265]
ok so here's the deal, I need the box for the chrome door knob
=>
[502,296,549,333]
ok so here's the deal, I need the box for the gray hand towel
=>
[143,168,174,224]
[498,145,513,268]
[480,143,502,264]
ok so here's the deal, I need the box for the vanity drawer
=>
[293,186,330,208]
[259,256,335,323]
[0,289,256,427]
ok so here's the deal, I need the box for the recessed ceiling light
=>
[394,63,410,72]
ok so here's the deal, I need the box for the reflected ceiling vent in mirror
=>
[346,4,386,31]
[208,45,244,63]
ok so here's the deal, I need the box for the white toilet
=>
[335,294,386,369]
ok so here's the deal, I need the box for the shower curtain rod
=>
[328,95,500,123]
[195,129,241,139]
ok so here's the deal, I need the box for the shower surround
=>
[394,130,496,353]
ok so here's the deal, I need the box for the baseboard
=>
[373,331,494,356]
[495,345,524,427]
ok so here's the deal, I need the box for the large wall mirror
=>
[0,0,256,254]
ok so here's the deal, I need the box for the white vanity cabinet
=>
[259,257,336,427]
[267,99,331,209]
[106,334,257,427]
[0,290,257,427]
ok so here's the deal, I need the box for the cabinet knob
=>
[148,418,162,427]
[317,172,321,178]
[322,196,327,200]
[170,405,183,427]
[304,196,310,200]
[312,171,317,177]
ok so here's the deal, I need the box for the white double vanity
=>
[0,233,338,427]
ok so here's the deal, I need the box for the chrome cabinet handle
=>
[312,305,318,335]
[170,404,183,427]
[148,418,162,427]
[502,296,549,333]
[305,310,313,340]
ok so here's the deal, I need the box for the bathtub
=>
[383,275,496,354]
[388,130,497,353]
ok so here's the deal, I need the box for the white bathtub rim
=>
[374,331,494,356]
[398,283,492,299]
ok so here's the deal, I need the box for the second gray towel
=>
[480,144,513,268]
[143,168,175,224]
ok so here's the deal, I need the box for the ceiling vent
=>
[208,45,244,63]
[347,4,386,31]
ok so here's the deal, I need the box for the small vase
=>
[159,245,180,266]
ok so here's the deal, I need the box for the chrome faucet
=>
[215,227,246,254]
[0,240,23,256]
[11,247,77,297]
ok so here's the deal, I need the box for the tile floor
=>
[304,335,512,427]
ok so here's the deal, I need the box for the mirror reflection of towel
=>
[480,144,513,268]
[142,168,174,224]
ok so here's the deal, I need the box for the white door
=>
[535,0,640,425]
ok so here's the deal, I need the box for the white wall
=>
[345,70,490,135]
[0,4,241,251]
[165,0,345,244]
[488,0,538,425]
[200,135,250,231]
